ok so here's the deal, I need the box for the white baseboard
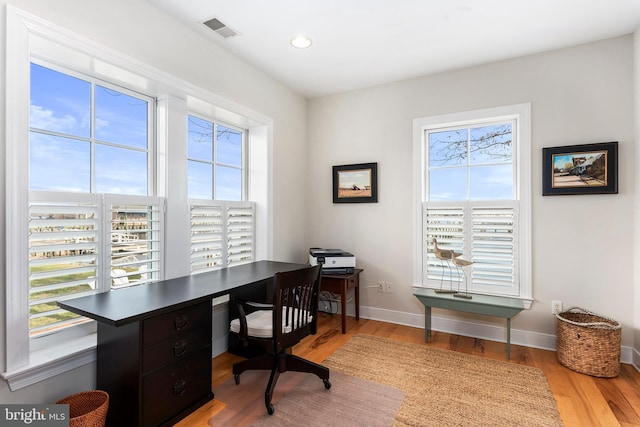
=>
[632,347,640,372]
[356,305,637,366]
[213,301,639,369]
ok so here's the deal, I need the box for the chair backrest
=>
[272,264,322,351]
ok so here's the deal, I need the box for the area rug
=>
[323,334,563,427]
[252,370,404,426]
[208,369,405,427]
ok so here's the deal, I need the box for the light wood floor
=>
[176,313,640,427]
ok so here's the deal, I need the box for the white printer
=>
[309,248,356,274]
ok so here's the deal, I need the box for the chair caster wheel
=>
[234,374,240,385]
[267,404,275,415]
[323,379,331,389]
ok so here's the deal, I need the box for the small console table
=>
[320,269,362,333]
[413,288,524,359]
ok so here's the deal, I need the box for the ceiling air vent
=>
[203,17,238,39]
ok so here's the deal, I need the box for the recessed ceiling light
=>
[290,35,313,49]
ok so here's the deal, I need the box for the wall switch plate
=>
[385,282,393,293]
[552,300,563,315]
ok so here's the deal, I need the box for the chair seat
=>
[230,307,312,339]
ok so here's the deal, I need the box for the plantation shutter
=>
[108,196,164,289]
[28,197,99,336]
[423,201,519,295]
[226,202,255,266]
[470,203,518,294]
[423,205,465,283]
[190,200,255,273]
[190,202,224,271]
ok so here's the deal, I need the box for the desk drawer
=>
[142,349,211,427]
[143,301,211,345]
[143,326,211,374]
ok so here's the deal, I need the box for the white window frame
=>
[3,6,273,390]
[187,113,248,201]
[413,104,532,306]
[29,59,157,196]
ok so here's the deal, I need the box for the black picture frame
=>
[332,162,378,203]
[542,142,618,196]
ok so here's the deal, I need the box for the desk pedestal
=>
[320,269,362,333]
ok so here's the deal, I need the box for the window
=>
[28,193,163,341]
[187,115,245,200]
[187,115,254,273]
[27,62,163,342]
[413,104,532,302]
[30,63,151,195]
[4,6,270,390]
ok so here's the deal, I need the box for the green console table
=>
[413,288,525,359]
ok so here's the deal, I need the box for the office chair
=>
[230,264,331,414]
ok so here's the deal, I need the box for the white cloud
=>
[29,104,78,133]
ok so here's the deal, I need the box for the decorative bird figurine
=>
[431,237,461,293]
[432,237,461,261]
[452,253,473,299]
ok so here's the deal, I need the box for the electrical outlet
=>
[385,282,393,293]
[378,281,385,293]
[552,300,563,315]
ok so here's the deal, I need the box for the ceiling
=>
[146,0,640,99]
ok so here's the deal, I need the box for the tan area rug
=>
[323,334,563,427]
[209,369,404,427]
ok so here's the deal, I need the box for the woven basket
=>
[56,390,109,427]
[556,307,621,377]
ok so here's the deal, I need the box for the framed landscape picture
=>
[333,162,378,203]
[542,142,618,196]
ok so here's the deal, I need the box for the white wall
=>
[308,36,636,351]
[634,30,640,368]
[0,0,308,404]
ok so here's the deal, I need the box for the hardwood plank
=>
[594,366,640,425]
[173,400,225,427]
[178,314,640,427]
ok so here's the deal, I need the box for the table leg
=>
[355,279,360,321]
[340,282,347,334]
[424,306,432,342]
[507,318,511,360]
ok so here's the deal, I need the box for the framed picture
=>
[542,142,618,196]
[333,162,378,203]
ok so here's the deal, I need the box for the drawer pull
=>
[174,315,187,330]
[173,379,187,396]
[173,340,187,356]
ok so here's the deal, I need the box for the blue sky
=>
[30,63,243,200]
[428,124,513,201]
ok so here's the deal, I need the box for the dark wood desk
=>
[58,261,305,427]
[320,269,362,333]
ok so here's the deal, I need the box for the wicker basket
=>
[56,390,109,427]
[556,307,621,377]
